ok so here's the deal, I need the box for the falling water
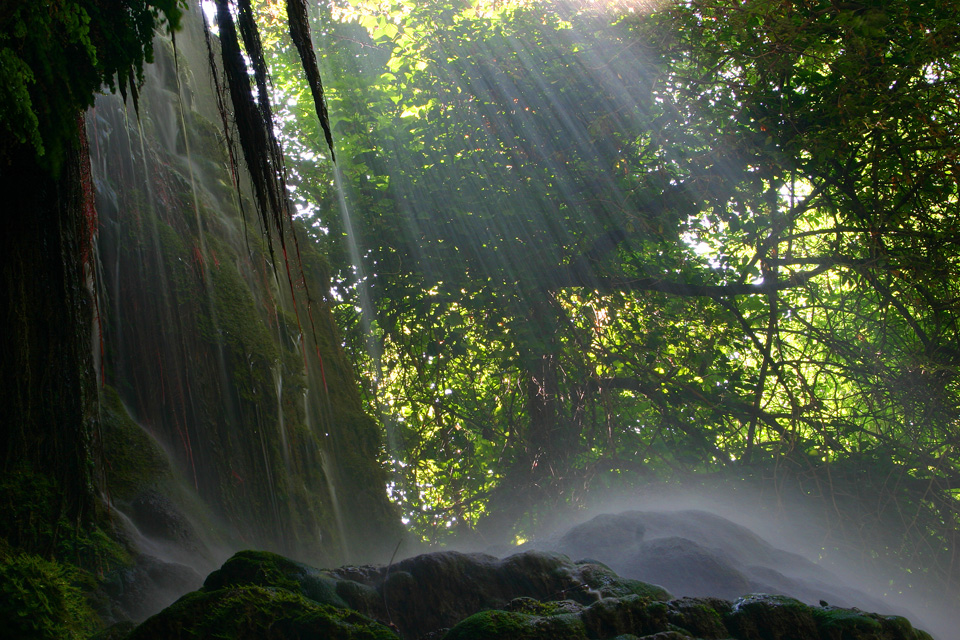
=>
[272,364,290,467]
[331,166,396,456]
[318,447,349,560]
[88,3,400,587]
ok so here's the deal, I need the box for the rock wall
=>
[89,6,399,571]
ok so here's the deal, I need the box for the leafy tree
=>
[264,0,960,595]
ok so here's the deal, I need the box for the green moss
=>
[446,606,590,640]
[204,550,353,610]
[811,607,881,636]
[0,467,59,552]
[99,385,171,502]
[881,616,935,640]
[0,466,128,573]
[126,585,397,640]
[335,578,379,607]
[444,609,541,640]
[578,562,672,601]
[532,612,589,638]
[726,594,818,640]
[811,606,935,640]
[0,551,99,640]
[205,550,305,592]
[89,620,137,639]
[580,595,671,638]
[204,234,279,379]
[506,596,583,616]
[613,578,672,602]
[666,597,730,639]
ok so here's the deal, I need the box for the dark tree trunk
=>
[478,296,588,541]
[526,352,560,477]
[0,123,99,549]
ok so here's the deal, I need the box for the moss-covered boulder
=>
[580,595,671,638]
[203,549,375,613]
[339,549,673,638]
[444,608,589,640]
[107,549,936,640]
[444,591,934,640]
[811,605,935,640]
[194,548,673,638]
[666,596,732,639]
[124,585,397,640]
[725,594,820,639]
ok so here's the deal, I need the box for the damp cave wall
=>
[1,3,400,566]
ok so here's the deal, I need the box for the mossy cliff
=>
[90,6,400,567]
[1,1,399,636]
[1,2,185,638]
[97,548,934,640]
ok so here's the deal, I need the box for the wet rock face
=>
[442,594,932,640]
[632,536,753,600]
[536,509,887,612]
[99,554,203,624]
[128,490,201,549]
[372,550,669,637]
[108,548,934,640]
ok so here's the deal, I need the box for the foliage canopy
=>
[255,0,960,601]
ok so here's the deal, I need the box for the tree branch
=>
[562,262,833,298]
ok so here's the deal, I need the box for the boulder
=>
[109,547,934,640]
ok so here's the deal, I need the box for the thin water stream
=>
[88,4,397,587]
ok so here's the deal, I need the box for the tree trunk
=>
[0,122,99,549]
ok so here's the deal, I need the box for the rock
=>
[811,606,935,640]
[535,510,889,612]
[580,595,670,637]
[632,536,752,599]
[194,548,669,638]
[358,549,669,637]
[442,590,932,640]
[726,594,820,640]
[100,553,202,622]
[559,512,647,559]
[667,596,733,639]
[125,586,397,640]
[443,608,589,640]
[128,490,201,549]
[111,547,934,640]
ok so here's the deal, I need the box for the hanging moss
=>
[0,1,182,172]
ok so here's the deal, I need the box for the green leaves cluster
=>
[263,0,960,594]
[0,0,182,172]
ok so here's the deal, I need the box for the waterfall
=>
[88,2,400,578]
